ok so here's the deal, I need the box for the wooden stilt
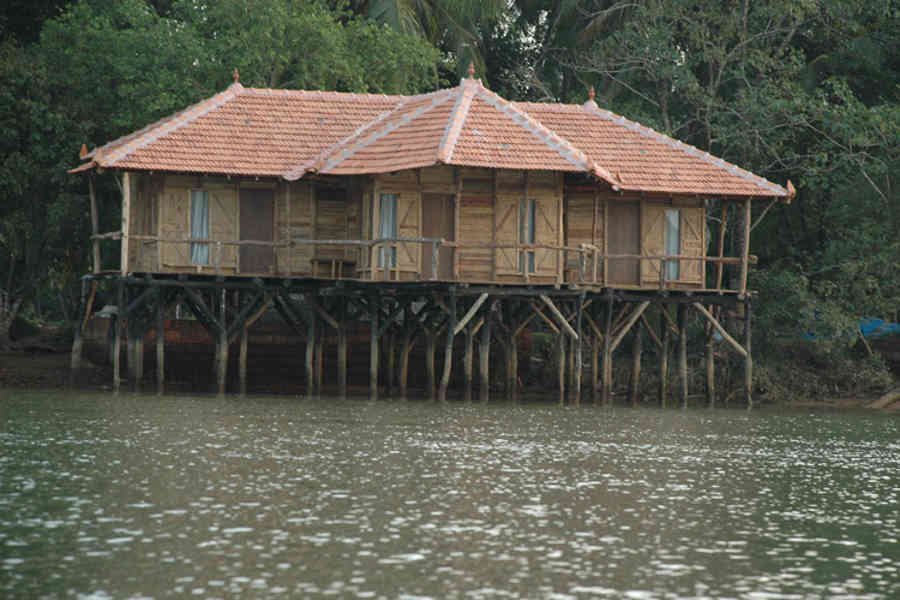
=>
[659,307,670,408]
[464,325,474,401]
[399,323,414,399]
[239,322,248,397]
[387,331,396,397]
[156,290,165,395]
[574,294,584,406]
[557,332,566,406]
[216,329,228,397]
[337,311,347,399]
[678,303,688,408]
[306,299,316,398]
[591,331,600,403]
[479,310,491,403]
[744,299,753,409]
[438,292,456,402]
[113,280,124,394]
[426,329,436,399]
[126,320,137,386]
[705,312,715,408]
[601,292,614,405]
[508,327,518,402]
[133,329,144,392]
[629,321,643,407]
[370,295,379,400]
[314,325,324,394]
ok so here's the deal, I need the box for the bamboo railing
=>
[95,233,754,294]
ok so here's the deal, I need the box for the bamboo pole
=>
[479,310,491,403]
[739,198,752,297]
[745,299,753,409]
[156,290,165,395]
[705,321,715,408]
[659,307,670,408]
[438,292,456,402]
[114,280,124,394]
[601,291,613,405]
[306,299,316,398]
[239,324,248,397]
[370,295,379,400]
[678,303,688,408]
[629,321,643,407]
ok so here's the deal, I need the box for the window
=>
[190,190,209,265]
[664,208,680,281]
[519,197,536,273]
[378,193,397,267]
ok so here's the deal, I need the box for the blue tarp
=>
[859,318,900,338]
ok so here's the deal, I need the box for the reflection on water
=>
[1,391,898,598]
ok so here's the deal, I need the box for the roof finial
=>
[468,62,475,79]
[79,143,88,159]
[233,67,240,84]
[589,86,595,101]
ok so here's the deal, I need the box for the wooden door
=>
[240,187,274,273]
[422,193,455,280]
[607,201,640,285]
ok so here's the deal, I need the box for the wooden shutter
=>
[534,193,559,275]
[160,188,190,267]
[495,194,519,273]
[641,203,666,283]
[680,206,705,284]
[396,191,420,271]
[209,188,237,268]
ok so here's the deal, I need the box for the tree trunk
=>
[0,293,23,350]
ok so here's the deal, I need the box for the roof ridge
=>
[582,103,787,196]
[474,86,620,187]
[98,82,245,167]
[240,86,414,102]
[436,80,476,163]
[285,88,456,179]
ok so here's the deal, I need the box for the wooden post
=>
[426,328,436,399]
[629,321,643,407]
[337,299,347,399]
[370,295,379,400]
[216,329,228,397]
[464,325,474,401]
[507,325,518,402]
[678,303,688,408]
[574,294,585,406]
[438,292,456,402]
[133,325,144,392]
[387,331,397,397]
[705,316,715,408]
[156,290,165,395]
[601,292,614,405]
[591,330,600,403]
[479,309,491,403]
[306,298,316,398]
[89,175,101,273]
[70,279,88,379]
[399,319,414,399]
[659,306,669,408]
[113,280,124,394]
[739,198,751,297]
[120,172,131,275]
[239,323,249,397]
[314,324,324,393]
[716,202,728,291]
[744,299,753,408]
[557,332,566,406]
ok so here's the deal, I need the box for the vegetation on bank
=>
[1,1,897,401]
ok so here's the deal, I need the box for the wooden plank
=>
[453,293,488,335]
[692,302,747,357]
[539,295,578,340]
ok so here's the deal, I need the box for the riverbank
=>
[2,347,898,410]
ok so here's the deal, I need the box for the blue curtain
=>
[190,190,209,265]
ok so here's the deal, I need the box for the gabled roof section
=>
[72,73,788,198]
[285,77,619,186]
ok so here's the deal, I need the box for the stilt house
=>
[70,67,792,404]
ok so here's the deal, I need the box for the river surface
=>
[1,391,898,599]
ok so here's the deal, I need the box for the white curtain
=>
[190,190,209,265]
[664,208,680,280]
[379,194,397,267]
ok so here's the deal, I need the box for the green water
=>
[1,391,898,598]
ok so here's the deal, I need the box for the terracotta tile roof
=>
[76,78,787,197]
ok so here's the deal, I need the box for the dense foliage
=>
[1,1,896,397]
